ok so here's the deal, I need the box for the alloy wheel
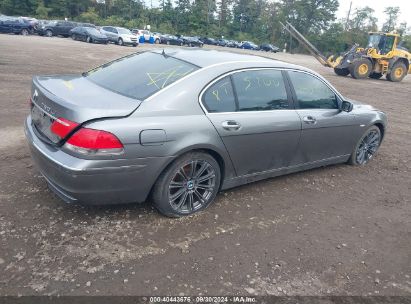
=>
[168,160,216,214]
[356,129,380,165]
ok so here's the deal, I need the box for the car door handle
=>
[303,116,317,124]
[222,120,241,130]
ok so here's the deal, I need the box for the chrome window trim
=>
[198,67,344,115]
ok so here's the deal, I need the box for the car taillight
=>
[65,128,124,155]
[50,117,79,140]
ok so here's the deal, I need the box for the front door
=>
[287,70,358,164]
[202,69,302,176]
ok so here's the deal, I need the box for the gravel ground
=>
[0,35,410,296]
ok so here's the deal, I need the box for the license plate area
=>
[31,104,59,143]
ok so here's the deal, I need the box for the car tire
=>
[180,42,183,46]
[118,38,124,46]
[86,36,92,43]
[166,41,170,45]
[155,39,160,44]
[369,72,383,79]
[152,152,221,217]
[71,34,76,40]
[348,126,381,166]
[133,43,137,47]
[349,59,372,79]
[21,29,29,36]
[45,30,53,37]
[334,68,350,76]
[386,61,407,82]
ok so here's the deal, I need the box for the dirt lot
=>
[0,35,410,297]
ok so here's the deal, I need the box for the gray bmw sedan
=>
[25,49,387,217]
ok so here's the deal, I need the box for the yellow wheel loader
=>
[281,22,411,82]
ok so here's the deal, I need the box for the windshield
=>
[368,34,395,55]
[85,52,198,100]
[117,28,131,35]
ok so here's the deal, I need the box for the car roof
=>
[152,48,298,69]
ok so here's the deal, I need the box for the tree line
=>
[1,0,410,54]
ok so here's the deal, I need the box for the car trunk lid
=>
[30,75,141,144]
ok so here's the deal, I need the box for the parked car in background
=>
[200,37,217,45]
[241,41,259,50]
[20,16,38,33]
[216,39,229,47]
[70,26,108,44]
[160,34,184,46]
[181,36,204,47]
[260,43,280,53]
[101,26,138,46]
[39,20,83,37]
[25,49,387,217]
[131,29,160,44]
[0,16,33,35]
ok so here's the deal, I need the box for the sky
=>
[336,0,410,27]
[144,0,410,28]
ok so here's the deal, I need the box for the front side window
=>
[202,76,236,113]
[232,70,289,111]
[86,52,198,100]
[288,71,338,109]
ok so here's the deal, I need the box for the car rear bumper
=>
[25,117,173,205]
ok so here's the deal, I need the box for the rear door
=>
[202,69,302,176]
[287,70,358,163]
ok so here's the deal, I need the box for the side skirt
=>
[221,154,350,190]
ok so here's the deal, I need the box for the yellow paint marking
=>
[63,81,74,90]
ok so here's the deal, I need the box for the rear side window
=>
[232,70,289,111]
[288,71,338,109]
[202,76,236,113]
[86,52,198,100]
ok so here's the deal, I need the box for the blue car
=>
[0,16,32,35]
[241,41,259,50]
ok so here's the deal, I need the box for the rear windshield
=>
[85,52,198,100]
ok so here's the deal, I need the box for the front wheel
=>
[86,36,92,43]
[348,126,381,166]
[152,152,221,217]
[118,38,124,46]
[349,59,372,79]
[21,29,29,36]
[45,30,53,37]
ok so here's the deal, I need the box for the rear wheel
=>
[166,41,170,45]
[86,36,92,43]
[21,29,29,36]
[152,152,221,217]
[71,34,76,40]
[349,59,372,79]
[118,38,124,46]
[155,38,160,44]
[369,72,383,79]
[334,67,350,76]
[348,126,381,166]
[387,61,407,82]
[45,30,53,37]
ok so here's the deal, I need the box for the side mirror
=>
[341,100,353,112]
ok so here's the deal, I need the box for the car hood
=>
[346,98,379,111]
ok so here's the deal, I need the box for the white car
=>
[100,26,138,46]
[132,29,160,44]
